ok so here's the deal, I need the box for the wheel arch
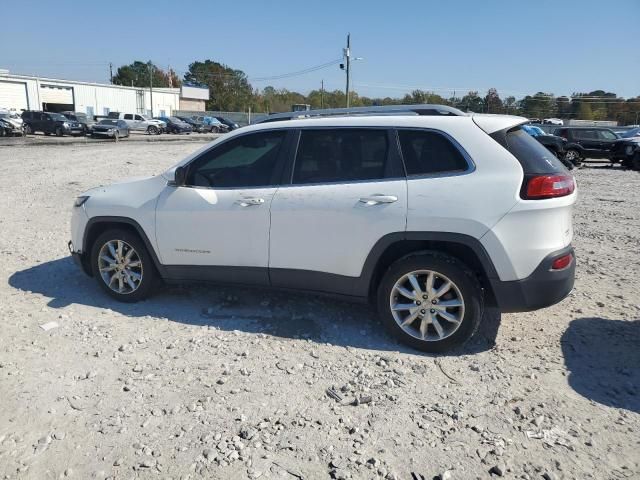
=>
[361,232,499,303]
[82,216,164,277]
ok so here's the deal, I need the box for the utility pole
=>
[109,62,113,84]
[321,79,324,109]
[149,63,154,118]
[344,33,351,108]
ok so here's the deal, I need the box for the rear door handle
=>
[359,194,398,205]
[236,197,265,207]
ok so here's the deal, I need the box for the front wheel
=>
[377,253,483,353]
[147,125,158,135]
[24,124,32,135]
[55,127,63,137]
[90,229,157,302]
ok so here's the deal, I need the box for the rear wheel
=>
[564,149,581,165]
[377,252,483,353]
[91,229,156,302]
[0,128,5,137]
[147,125,158,135]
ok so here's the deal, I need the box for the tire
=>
[90,229,157,302]
[632,153,640,172]
[147,125,158,135]
[377,252,484,353]
[24,124,32,135]
[55,127,63,137]
[114,130,120,141]
[0,128,6,137]
[564,149,581,165]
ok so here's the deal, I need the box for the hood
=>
[1,118,22,128]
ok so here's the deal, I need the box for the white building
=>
[0,70,209,117]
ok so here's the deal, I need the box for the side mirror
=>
[171,166,186,187]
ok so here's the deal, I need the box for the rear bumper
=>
[490,246,575,313]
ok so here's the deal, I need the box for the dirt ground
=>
[0,141,638,480]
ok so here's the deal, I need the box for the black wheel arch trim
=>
[82,216,166,276]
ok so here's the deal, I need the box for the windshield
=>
[98,119,118,126]
[49,113,67,121]
[622,128,640,138]
[169,117,182,123]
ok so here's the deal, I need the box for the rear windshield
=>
[492,126,566,174]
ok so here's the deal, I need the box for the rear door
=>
[269,128,407,294]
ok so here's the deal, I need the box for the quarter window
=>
[186,131,286,188]
[398,130,469,175]
[292,129,389,184]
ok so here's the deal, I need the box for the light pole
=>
[341,34,363,108]
[148,63,154,118]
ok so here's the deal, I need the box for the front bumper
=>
[68,241,91,276]
[490,246,575,313]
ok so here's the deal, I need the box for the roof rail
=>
[256,104,466,124]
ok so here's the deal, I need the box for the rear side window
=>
[293,129,389,184]
[124,114,133,120]
[493,127,565,174]
[397,129,469,175]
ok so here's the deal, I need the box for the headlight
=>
[108,128,116,132]
[74,196,90,207]
[63,122,70,127]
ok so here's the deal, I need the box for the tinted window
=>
[293,129,388,184]
[499,127,565,174]
[573,129,597,140]
[398,130,468,175]
[598,130,617,140]
[186,131,286,188]
[124,114,134,120]
[134,115,143,120]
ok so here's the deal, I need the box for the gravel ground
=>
[0,142,638,480]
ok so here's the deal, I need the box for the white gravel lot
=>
[0,142,638,480]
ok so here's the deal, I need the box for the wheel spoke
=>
[407,274,422,296]
[100,254,116,264]
[392,303,417,311]
[127,260,141,268]
[436,310,461,324]
[419,315,429,339]
[127,270,142,282]
[400,309,420,327]
[117,275,124,292]
[396,286,416,300]
[117,240,123,261]
[434,281,452,299]
[425,271,435,296]
[124,272,136,290]
[107,242,117,259]
[431,314,445,338]
[433,299,463,309]
[124,248,135,262]
[100,265,117,272]
[108,272,118,286]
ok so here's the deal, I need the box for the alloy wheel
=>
[97,239,144,294]
[389,270,465,342]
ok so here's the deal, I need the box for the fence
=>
[174,110,270,126]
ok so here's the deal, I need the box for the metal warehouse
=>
[0,70,209,117]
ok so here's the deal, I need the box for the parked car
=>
[522,125,572,169]
[155,116,193,134]
[90,119,129,140]
[69,104,576,353]
[0,110,25,137]
[610,135,640,170]
[543,118,563,126]
[214,116,240,131]
[62,111,96,134]
[21,110,84,136]
[107,112,165,134]
[191,115,226,133]
[528,118,542,124]
[176,116,208,133]
[552,126,619,164]
[618,127,640,139]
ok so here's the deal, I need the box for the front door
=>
[596,129,618,157]
[155,129,289,284]
[269,128,407,294]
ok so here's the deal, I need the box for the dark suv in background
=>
[62,111,96,134]
[21,111,84,136]
[553,127,619,163]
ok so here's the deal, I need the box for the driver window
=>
[185,131,286,188]
[134,115,142,121]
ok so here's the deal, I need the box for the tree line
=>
[112,60,640,125]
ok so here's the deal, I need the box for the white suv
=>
[69,105,577,352]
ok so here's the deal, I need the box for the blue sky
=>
[2,0,639,99]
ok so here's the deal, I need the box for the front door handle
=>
[236,197,265,207]
[359,194,398,205]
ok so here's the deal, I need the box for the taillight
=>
[522,174,575,200]
[551,253,573,270]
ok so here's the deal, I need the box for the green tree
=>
[184,60,253,111]
[112,61,178,88]
[458,91,484,112]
